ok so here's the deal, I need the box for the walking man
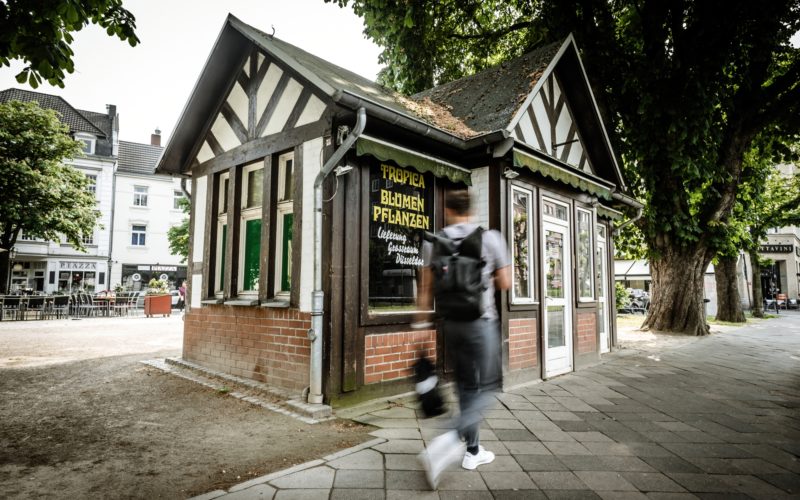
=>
[415,189,511,488]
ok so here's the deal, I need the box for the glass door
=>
[543,221,572,377]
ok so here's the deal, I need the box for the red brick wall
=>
[577,311,597,354]
[509,318,537,371]
[364,330,436,384]
[183,305,311,391]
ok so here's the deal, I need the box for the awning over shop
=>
[356,135,472,186]
[513,149,613,200]
[597,204,623,220]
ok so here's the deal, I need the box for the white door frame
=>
[542,198,573,377]
[597,227,611,353]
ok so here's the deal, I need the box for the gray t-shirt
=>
[422,222,510,319]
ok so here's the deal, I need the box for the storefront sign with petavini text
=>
[759,244,793,253]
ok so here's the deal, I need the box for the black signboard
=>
[759,244,793,254]
[368,161,434,312]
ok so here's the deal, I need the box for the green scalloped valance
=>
[513,150,612,200]
[356,136,471,186]
[597,204,623,220]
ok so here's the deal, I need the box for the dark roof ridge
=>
[0,87,107,137]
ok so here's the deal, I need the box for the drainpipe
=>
[308,107,367,404]
[611,192,644,235]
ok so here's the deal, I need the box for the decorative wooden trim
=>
[578,155,588,172]
[248,51,259,139]
[236,72,250,95]
[224,165,242,298]
[266,154,278,298]
[258,155,273,303]
[183,49,250,173]
[193,118,330,178]
[255,72,290,137]
[221,102,249,144]
[290,142,303,307]
[560,122,578,163]
[283,88,312,131]
[527,108,546,153]
[206,133,224,157]
[203,174,219,299]
[514,124,524,142]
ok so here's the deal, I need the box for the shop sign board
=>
[136,265,179,272]
[759,244,793,253]
[368,162,434,311]
[59,261,97,270]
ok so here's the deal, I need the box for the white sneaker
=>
[418,431,463,489]
[461,446,495,470]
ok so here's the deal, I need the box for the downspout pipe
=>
[611,191,644,235]
[308,107,367,404]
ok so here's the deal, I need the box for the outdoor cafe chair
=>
[22,296,46,320]
[48,295,71,319]
[127,291,142,317]
[1,295,23,321]
[77,293,103,317]
[111,292,130,316]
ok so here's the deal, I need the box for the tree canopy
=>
[332,0,800,335]
[0,100,100,292]
[0,0,139,88]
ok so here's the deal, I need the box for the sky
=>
[0,0,383,144]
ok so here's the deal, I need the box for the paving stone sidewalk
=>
[196,312,800,500]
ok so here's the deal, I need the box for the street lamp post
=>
[5,247,17,294]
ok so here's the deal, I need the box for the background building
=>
[1,88,117,294]
[110,131,188,291]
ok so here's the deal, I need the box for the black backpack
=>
[425,227,486,321]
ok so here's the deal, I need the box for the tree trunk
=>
[0,249,9,295]
[750,251,764,318]
[643,246,711,336]
[714,255,746,322]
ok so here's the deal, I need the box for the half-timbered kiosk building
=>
[157,15,640,406]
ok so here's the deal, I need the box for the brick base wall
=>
[509,318,537,371]
[183,305,311,392]
[365,330,436,384]
[577,311,597,354]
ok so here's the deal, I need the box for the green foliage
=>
[146,278,169,296]
[615,282,629,311]
[167,196,190,263]
[0,0,140,88]
[613,222,647,260]
[0,100,99,251]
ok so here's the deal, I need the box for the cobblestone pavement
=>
[198,312,800,500]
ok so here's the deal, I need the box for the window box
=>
[144,294,172,317]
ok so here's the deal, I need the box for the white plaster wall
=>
[110,174,187,287]
[468,167,490,229]
[192,176,208,265]
[298,137,324,312]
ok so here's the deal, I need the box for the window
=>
[239,162,263,294]
[131,225,147,246]
[511,186,534,303]
[133,186,148,207]
[274,153,294,296]
[543,200,568,221]
[85,174,97,196]
[173,190,184,209]
[576,208,595,300]
[367,161,433,314]
[75,133,96,155]
[82,232,95,245]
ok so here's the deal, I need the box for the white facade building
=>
[2,88,118,294]
[110,133,188,291]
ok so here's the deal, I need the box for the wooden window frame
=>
[576,207,596,302]
[510,184,536,305]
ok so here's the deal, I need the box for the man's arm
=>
[494,265,511,291]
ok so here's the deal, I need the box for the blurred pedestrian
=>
[415,189,511,488]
